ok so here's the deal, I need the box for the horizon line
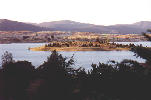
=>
[0,18,150,26]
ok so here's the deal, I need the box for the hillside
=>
[0,19,151,33]
[0,19,50,32]
[37,20,151,33]
[37,20,108,32]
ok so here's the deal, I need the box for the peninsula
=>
[29,41,131,51]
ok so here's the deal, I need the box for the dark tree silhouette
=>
[1,51,14,67]
[132,30,151,64]
[147,29,151,33]
[2,61,35,100]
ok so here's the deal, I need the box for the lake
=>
[0,42,149,70]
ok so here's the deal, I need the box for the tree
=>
[132,30,151,64]
[2,61,35,100]
[32,50,75,100]
[1,51,14,67]
[51,35,54,40]
[147,29,151,33]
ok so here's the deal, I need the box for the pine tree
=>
[131,30,151,65]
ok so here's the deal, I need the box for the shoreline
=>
[0,41,148,44]
[29,46,130,51]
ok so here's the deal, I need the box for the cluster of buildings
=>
[64,32,146,42]
[0,31,147,44]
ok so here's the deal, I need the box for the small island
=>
[29,41,131,51]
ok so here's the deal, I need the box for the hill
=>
[36,20,108,33]
[0,19,50,32]
[37,20,151,34]
[0,19,151,33]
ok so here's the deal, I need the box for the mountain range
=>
[0,19,151,34]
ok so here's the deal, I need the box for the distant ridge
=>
[0,19,50,32]
[0,19,151,33]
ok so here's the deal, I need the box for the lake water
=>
[0,42,150,70]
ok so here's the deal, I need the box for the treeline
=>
[0,50,151,100]
[110,42,136,48]
[44,41,135,48]
[44,41,102,47]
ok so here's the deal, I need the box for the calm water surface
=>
[0,42,149,69]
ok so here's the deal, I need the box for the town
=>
[0,31,147,44]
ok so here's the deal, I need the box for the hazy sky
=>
[0,0,151,25]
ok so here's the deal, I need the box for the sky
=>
[0,0,151,25]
